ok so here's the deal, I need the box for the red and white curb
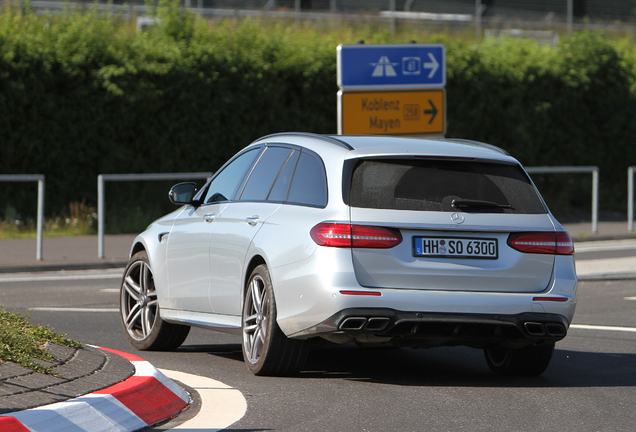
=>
[159,369,247,430]
[0,347,190,432]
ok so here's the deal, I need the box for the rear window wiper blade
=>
[452,199,512,210]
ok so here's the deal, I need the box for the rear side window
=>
[348,159,546,214]
[268,151,299,202]
[240,147,294,201]
[287,152,328,207]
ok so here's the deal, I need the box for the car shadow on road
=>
[301,344,636,388]
[179,343,244,360]
[179,341,636,388]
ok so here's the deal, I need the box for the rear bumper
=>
[273,247,577,342]
[293,308,570,349]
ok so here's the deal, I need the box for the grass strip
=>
[0,307,84,375]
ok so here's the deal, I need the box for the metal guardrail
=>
[526,166,599,234]
[629,167,635,232]
[0,175,45,260]
[97,173,213,259]
[25,0,636,34]
[27,1,381,21]
[0,165,612,260]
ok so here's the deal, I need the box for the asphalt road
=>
[1,256,635,431]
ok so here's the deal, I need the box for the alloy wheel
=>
[121,259,158,341]
[242,274,269,365]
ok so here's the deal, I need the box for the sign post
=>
[337,43,446,136]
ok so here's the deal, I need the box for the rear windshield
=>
[347,158,546,214]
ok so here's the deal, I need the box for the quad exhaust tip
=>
[339,317,390,332]
[366,317,390,331]
[340,317,566,338]
[340,317,367,331]
[524,322,546,336]
[524,322,566,337]
[545,323,566,337]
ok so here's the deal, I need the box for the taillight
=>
[310,223,402,248]
[507,231,574,255]
[310,223,352,247]
[352,225,403,248]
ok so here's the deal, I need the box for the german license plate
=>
[413,236,498,259]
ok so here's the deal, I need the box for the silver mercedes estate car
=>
[120,133,577,377]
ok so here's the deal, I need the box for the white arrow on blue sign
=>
[337,44,446,90]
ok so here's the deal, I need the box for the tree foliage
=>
[1,6,635,222]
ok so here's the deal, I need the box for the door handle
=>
[246,216,259,226]
[204,213,215,223]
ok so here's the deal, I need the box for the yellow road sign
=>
[338,89,445,135]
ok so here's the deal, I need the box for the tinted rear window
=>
[268,150,299,202]
[287,152,328,207]
[348,159,546,214]
[240,147,294,201]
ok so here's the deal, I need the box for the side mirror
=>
[168,182,197,205]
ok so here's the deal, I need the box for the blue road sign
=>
[337,44,446,90]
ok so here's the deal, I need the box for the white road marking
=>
[0,270,123,283]
[625,297,636,301]
[100,288,120,293]
[574,239,636,253]
[29,307,119,312]
[159,369,247,431]
[570,324,636,333]
[575,256,636,278]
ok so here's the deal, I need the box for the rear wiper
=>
[452,199,512,210]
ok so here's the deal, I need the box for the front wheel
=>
[242,264,309,376]
[484,342,555,376]
[120,251,190,351]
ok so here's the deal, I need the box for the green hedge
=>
[446,34,636,216]
[0,6,340,224]
[1,5,636,225]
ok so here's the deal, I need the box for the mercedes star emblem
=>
[450,213,465,224]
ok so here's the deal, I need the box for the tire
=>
[242,264,309,376]
[484,342,555,376]
[120,251,190,351]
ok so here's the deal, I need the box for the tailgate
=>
[350,208,555,293]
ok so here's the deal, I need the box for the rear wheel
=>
[120,251,190,351]
[484,342,555,376]
[242,264,309,376]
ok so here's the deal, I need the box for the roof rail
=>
[252,132,354,151]
[435,138,510,156]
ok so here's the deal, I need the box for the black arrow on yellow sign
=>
[424,100,438,124]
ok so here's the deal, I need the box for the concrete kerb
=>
[0,347,190,432]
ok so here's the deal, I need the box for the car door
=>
[208,145,297,316]
[165,148,261,313]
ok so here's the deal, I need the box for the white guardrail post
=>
[0,174,45,260]
[629,167,635,232]
[526,166,599,234]
[97,172,213,259]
